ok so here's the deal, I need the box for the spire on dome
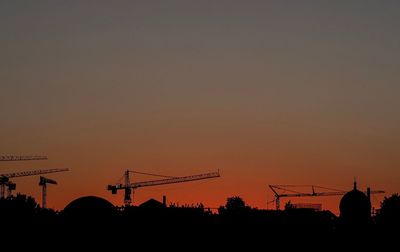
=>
[353,177,357,190]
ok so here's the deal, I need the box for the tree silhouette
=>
[376,193,400,230]
[0,193,39,218]
[218,196,251,217]
[285,200,295,210]
[225,196,246,211]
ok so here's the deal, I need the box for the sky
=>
[1,0,399,214]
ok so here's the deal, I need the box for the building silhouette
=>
[339,181,371,227]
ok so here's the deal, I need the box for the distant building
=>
[292,203,322,211]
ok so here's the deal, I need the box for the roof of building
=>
[139,198,165,209]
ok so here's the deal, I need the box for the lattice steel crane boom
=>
[269,184,385,210]
[0,155,48,161]
[0,168,68,198]
[108,170,221,206]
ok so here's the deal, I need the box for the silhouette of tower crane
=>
[0,155,48,161]
[269,184,385,210]
[39,176,57,209]
[108,170,221,206]
[0,168,68,198]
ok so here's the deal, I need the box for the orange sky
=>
[1,1,399,215]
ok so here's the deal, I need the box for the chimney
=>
[163,195,167,207]
[367,187,371,216]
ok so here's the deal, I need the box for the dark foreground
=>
[1,195,399,250]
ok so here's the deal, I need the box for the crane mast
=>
[108,170,220,206]
[39,176,57,209]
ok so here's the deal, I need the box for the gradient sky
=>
[1,1,399,214]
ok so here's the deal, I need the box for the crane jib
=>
[0,168,69,178]
[108,172,220,190]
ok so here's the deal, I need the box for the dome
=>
[139,198,165,209]
[339,182,371,224]
[63,196,115,217]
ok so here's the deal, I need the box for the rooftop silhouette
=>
[1,185,398,248]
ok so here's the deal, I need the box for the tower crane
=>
[269,184,385,210]
[108,170,221,206]
[0,155,48,161]
[2,181,16,198]
[39,176,57,209]
[0,168,69,198]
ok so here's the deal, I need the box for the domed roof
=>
[64,196,115,215]
[339,182,371,223]
[139,198,165,209]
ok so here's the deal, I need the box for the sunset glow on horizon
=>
[1,1,399,215]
